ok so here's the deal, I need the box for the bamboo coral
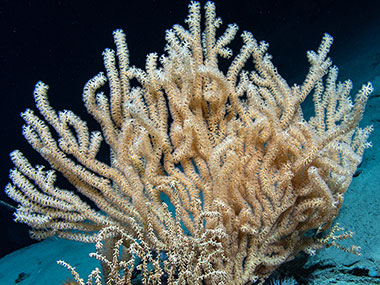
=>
[6,1,373,283]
